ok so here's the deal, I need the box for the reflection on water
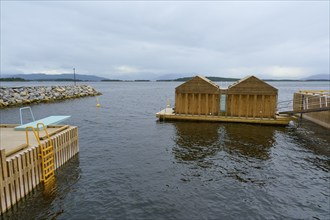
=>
[173,122,280,163]
[173,122,223,161]
[223,123,280,160]
[172,122,289,185]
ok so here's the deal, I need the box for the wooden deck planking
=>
[156,108,292,125]
[0,126,62,157]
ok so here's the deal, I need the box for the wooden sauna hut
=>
[156,75,291,125]
[175,75,220,115]
[224,75,278,118]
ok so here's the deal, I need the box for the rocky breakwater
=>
[0,85,102,108]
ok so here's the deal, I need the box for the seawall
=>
[0,85,101,108]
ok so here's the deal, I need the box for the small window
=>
[220,94,226,112]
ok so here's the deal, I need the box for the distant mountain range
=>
[1,73,108,81]
[156,74,330,81]
[1,73,329,82]
[157,74,330,82]
[302,74,329,80]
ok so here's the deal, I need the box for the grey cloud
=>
[1,1,329,79]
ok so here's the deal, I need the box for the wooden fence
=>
[0,126,79,214]
[293,92,330,129]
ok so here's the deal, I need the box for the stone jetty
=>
[0,85,102,108]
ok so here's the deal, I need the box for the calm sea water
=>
[0,81,329,220]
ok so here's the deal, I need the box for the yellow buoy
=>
[96,97,101,107]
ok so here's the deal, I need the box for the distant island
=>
[0,77,84,82]
[1,73,329,82]
[0,77,27,82]
[1,73,107,81]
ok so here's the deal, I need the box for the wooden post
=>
[205,94,209,115]
[8,160,16,206]
[273,95,278,118]
[253,95,257,119]
[225,94,228,117]
[238,94,242,117]
[185,93,188,114]
[13,157,21,203]
[0,149,7,213]
[1,149,11,212]
[198,93,201,115]
[22,153,28,195]
[230,95,234,117]
[261,95,265,118]
[179,93,182,114]
[212,94,215,115]
[17,154,24,199]
[246,95,250,118]
[192,93,195,115]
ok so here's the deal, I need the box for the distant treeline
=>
[0,77,85,82]
[0,77,27,81]
[101,79,151,82]
[40,79,83,82]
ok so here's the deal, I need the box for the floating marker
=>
[96,97,101,107]
[166,99,171,108]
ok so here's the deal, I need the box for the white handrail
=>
[19,106,35,125]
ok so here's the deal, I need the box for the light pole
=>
[73,68,76,86]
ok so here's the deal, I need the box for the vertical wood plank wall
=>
[175,92,220,115]
[226,94,277,118]
[0,126,79,214]
[175,92,278,118]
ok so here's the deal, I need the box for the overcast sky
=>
[1,1,329,80]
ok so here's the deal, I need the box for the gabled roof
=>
[228,75,253,89]
[227,75,277,95]
[176,75,220,89]
[175,75,220,94]
[195,75,220,89]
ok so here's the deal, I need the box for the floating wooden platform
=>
[0,124,79,214]
[156,108,293,125]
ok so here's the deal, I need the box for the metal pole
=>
[73,68,76,86]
